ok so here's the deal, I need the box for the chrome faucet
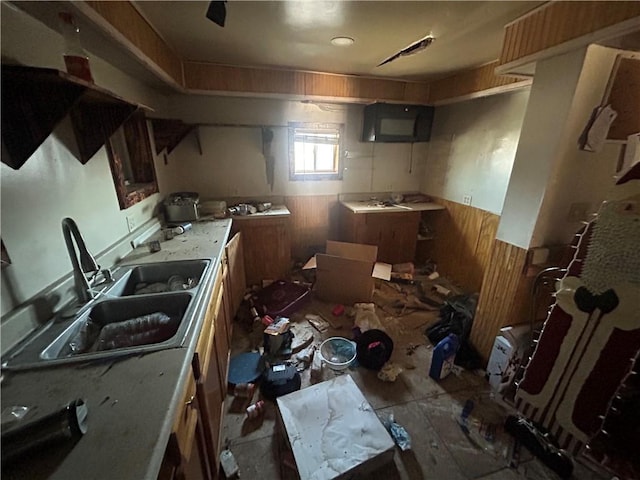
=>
[61,217,111,304]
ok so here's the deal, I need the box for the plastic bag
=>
[382,413,412,451]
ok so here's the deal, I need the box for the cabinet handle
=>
[185,395,195,407]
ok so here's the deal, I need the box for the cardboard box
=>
[303,241,391,305]
[277,375,395,480]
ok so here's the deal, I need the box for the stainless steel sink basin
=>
[1,258,214,370]
[109,259,209,297]
[41,293,193,360]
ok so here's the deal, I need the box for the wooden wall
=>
[429,61,530,104]
[417,198,500,293]
[284,195,341,262]
[84,1,184,85]
[469,239,530,362]
[184,62,431,104]
[499,1,640,68]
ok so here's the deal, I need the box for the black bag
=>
[261,364,301,400]
[426,294,482,370]
[356,329,393,371]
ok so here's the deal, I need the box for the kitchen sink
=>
[108,259,209,297]
[40,293,193,360]
[1,258,214,370]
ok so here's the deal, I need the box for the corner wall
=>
[0,4,167,317]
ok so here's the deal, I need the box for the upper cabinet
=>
[1,64,142,170]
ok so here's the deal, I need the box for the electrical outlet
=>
[126,215,136,233]
[462,194,472,206]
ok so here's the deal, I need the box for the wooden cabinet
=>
[161,264,233,480]
[1,64,140,170]
[224,232,246,319]
[231,216,291,286]
[340,206,420,264]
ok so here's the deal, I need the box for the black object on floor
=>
[505,415,573,479]
[356,329,393,371]
[261,364,301,400]
[251,280,310,317]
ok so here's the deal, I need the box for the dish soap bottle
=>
[58,12,93,83]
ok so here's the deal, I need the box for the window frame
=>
[106,112,158,210]
[288,122,344,181]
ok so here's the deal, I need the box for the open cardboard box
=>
[303,240,391,305]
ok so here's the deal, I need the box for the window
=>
[289,122,343,181]
[106,112,158,210]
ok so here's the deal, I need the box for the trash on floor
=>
[261,363,301,400]
[251,279,310,317]
[382,412,412,451]
[220,449,240,479]
[429,333,459,381]
[353,302,384,331]
[356,328,394,371]
[377,361,403,382]
[305,313,329,332]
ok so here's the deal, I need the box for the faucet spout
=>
[62,217,100,304]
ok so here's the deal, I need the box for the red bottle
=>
[59,12,93,83]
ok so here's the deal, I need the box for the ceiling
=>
[134,1,541,81]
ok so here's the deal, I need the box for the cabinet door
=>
[225,232,246,317]
[364,212,420,264]
[233,218,291,285]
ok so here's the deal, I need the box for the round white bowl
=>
[319,337,357,371]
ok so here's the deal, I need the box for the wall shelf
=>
[1,64,142,170]
[150,118,195,156]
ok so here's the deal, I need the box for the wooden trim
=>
[470,239,529,363]
[429,61,530,104]
[80,1,184,87]
[416,197,499,293]
[498,1,640,68]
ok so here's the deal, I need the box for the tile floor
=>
[220,294,609,480]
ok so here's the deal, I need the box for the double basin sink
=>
[2,259,212,370]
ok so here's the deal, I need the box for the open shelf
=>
[1,64,143,170]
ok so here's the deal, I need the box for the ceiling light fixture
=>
[331,36,355,46]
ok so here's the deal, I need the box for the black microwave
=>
[362,103,434,143]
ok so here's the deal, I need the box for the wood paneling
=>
[231,217,291,285]
[470,239,529,362]
[404,82,431,104]
[499,2,640,67]
[84,1,183,85]
[184,62,305,95]
[303,72,407,101]
[284,195,340,261]
[429,61,530,104]
[606,56,640,141]
[417,198,499,293]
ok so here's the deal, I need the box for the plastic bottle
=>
[429,334,459,381]
[58,12,93,83]
[246,400,265,419]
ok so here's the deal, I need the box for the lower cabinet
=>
[231,216,291,286]
[340,205,421,264]
[160,264,233,480]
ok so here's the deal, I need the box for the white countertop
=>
[229,204,290,220]
[340,200,445,214]
[1,219,233,480]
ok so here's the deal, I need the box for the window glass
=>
[289,123,343,181]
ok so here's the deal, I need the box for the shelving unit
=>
[1,64,142,170]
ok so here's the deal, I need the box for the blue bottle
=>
[429,334,460,381]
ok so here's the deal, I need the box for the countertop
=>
[340,200,445,214]
[0,219,233,480]
[228,204,290,220]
